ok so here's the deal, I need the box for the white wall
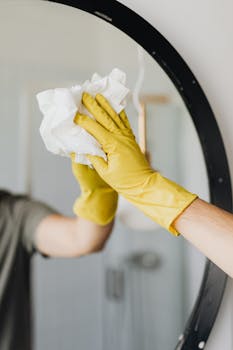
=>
[118,0,233,348]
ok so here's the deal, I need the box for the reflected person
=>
[0,160,117,350]
[76,92,233,279]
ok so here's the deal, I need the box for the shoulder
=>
[0,190,56,220]
[0,190,28,214]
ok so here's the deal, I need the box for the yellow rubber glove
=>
[74,92,198,235]
[71,156,118,226]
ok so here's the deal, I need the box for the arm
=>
[35,214,114,258]
[75,92,233,278]
[33,145,117,258]
[174,198,233,278]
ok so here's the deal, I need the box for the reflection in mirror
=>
[0,2,209,350]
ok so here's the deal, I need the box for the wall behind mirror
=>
[0,1,209,349]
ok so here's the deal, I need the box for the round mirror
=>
[0,1,231,350]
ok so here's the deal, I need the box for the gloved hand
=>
[74,92,197,235]
[71,156,118,226]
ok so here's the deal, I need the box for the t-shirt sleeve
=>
[16,196,58,255]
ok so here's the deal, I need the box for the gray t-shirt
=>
[0,190,56,350]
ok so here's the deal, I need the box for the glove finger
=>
[87,155,108,175]
[95,94,126,131]
[74,113,110,151]
[119,110,134,134]
[82,92,119,133]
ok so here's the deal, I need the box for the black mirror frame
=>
[48,1,232,348]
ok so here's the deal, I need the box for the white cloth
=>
[37,68,130,165]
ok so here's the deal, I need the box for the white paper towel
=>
[37,68,130,165]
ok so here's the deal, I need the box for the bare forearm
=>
[174,198,233,278]
[35,215,114,258]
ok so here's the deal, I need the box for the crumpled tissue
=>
[36,68,130,166]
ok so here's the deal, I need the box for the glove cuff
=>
[121,172,197,236]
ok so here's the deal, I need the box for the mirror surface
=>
[0,2,209,350]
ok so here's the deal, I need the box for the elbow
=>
[87,241,106,254]
[74,241,107,258]
[95,241,107,253]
